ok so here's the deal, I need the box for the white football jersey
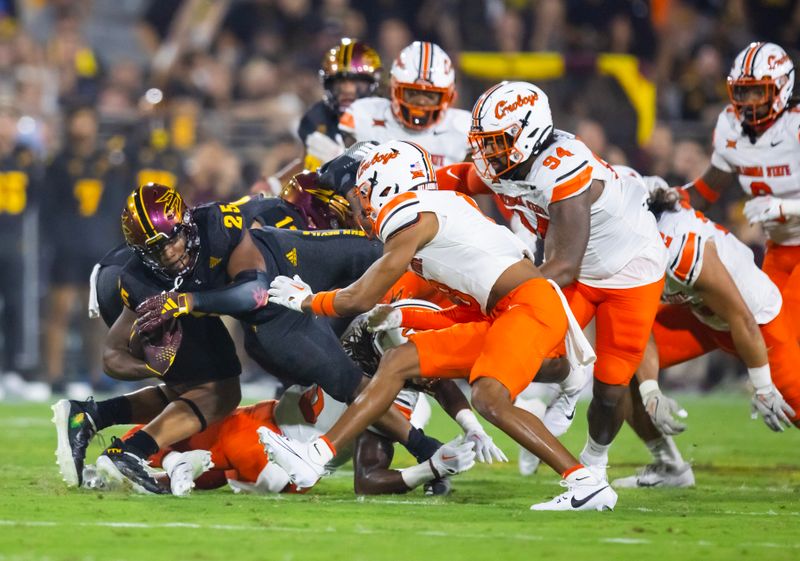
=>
[340,98,471,168]
[484,131,666,287]
[657,204,782,330]
[376,189,531,314]
[711,106,800,245]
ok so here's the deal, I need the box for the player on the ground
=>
[338,41,470,169]
[684,42,800,338]
[260,140,614,511]
[610,171,797,488]
[442,81,667,481]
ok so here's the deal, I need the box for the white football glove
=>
[641,387,688,435]
[751,385,796,432]
[267,274,312,313]
[429,436,476,478]
[366,304,402,333]
[743,196,784,224]
[464,429,508,464]
[305,132,345,166]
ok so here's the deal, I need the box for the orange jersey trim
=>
[339,111,356,132]
[551,164,593,203]
[673,232,697,281]
[693,177,720,203]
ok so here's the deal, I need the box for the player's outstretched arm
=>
[269,215,438,317]
[693,241,795,431]
[684,165,736,211]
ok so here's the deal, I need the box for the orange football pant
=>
[408,278,567,399]
[562,278,664,385]
[124,401,280,485]
[653,304,800,423]
[762,242,800,340]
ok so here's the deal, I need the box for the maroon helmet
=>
[121,183,200,281]
[280,171,352,229]
[320,38,382,114]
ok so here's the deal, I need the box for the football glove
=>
[366,304,402,332]
[744,196,784,224]
[641,387,688,435]
[267,274,312,312]
[305,132,345,166]
[751,385,796,432]
[428,436,476,478]
[464,429,508,464]
[136,292,192,334]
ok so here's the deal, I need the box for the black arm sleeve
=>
[191,269,270,318]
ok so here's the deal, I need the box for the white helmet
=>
[355,140,437,229]
[390,41,456,130]
[469,81,553,180]
[727,42,795,127]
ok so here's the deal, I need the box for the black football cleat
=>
[52,398,99,487]
[96,437,168,495]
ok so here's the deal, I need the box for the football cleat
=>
[424,477,452,496]
[96,437,167,495]
[531,471,617,512]
[612,462,695,489]
[51,398,99,487]
[162,450,214,496]
[257,427,326,490]
[542,365,590,438]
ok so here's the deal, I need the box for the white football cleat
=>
[612,462,695,489]
[531,470,617,512]
[542,365,590,437]
[163,450,214,496]
[257,427,326,490]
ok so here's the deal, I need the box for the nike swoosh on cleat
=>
[574,476,589,481]
[770,140,783,147]
[565,409,576,420]
[570,486,609,508]
[638,479,663,488]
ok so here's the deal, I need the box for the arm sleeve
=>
[435,163,493,195]
[191,269,271,317]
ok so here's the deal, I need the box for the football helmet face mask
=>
[280,171,353,229]
[469,81,553,181]
[320,38,382,115]
[727,42,795,127]
[390,41,456,130]
[354,140,437,233]
[121,183,200,281]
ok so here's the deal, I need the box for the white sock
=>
[579,435,609,468]
[309,437,335,465]
[645,436,684,467]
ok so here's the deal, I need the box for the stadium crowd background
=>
[1,0,798,398]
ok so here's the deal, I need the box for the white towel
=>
[87,264,101,319]
[546,279,596,369]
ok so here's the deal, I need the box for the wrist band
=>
[311,290,341,317]
[747,364,771,390]
[638,379,660,404]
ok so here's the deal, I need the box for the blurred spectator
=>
[42,105,130,394]
[181,139,242,205]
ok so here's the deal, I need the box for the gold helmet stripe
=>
[133,186,157,239]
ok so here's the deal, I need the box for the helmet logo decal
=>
[494,92,539,119]
[768,53,790,70]
[363,147,401,170]
[155,189,183,220]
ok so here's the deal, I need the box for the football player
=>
[338,41,470,169]
[610,170,797,488]
[684,42,800,339]
[440,81,668,482]
[260,140,615,512]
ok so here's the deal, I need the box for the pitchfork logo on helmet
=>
[390,41,456,130]
[354,140,436,229]
[469,81,553,180]
[727,42,795,127]
[320,38,382,114]
[121,183,200,281]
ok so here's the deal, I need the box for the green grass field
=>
[1,394,798,561]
